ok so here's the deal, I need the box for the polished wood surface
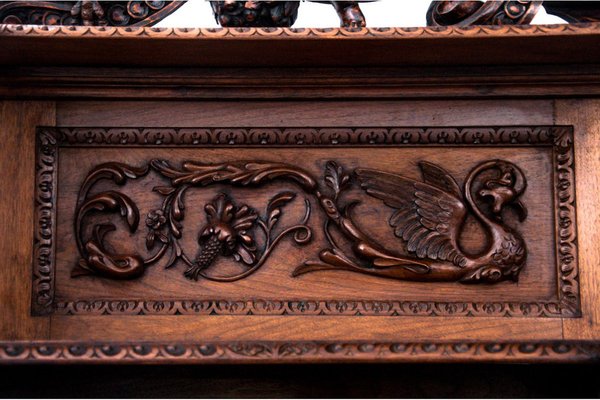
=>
[1,23,600,68]
[556,99,600,341]
[0,101,54,341]
[0,25,599,363]
[44,131,567,313]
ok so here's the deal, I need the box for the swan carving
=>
[351,160,528,283]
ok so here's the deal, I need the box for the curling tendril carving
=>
[74,158,528,285]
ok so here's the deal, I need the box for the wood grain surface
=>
[0,101,54,340]
[53,147,556,302]
[556,99,600,340]
[2,24,600,68]
[1,27,599,362]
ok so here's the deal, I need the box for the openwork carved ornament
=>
[426,0,542,26]
[2,1,599,27]
[426,0,600,26]
[0,1,185,26]
[33,126,580,318]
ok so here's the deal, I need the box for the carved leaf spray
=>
[73,159,528,284]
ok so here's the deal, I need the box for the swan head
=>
[477,162,527,222]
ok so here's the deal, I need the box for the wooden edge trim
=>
[0,341,598,364]
[1,22,600,40]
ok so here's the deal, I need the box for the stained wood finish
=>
[1,341,598,364]
[0,101,54,341]
[555,99,600,341]
[35,126,577,320]
[0,25,599,363]
[2,24,600,69]
[6,65,600,100]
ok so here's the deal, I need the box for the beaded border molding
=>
[1,22,600,39]
[32,126,580,318]
[0,341,598,363]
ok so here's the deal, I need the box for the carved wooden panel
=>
[33,126,579,319]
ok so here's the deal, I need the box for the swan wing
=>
[419,161,462,198]
[356,166,468,267]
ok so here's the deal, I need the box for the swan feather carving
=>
[355,160,528,283]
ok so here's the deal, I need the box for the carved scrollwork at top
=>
[2,0,600,28]
[426,1,542,26]
[0,1,185,26]
[209,1,370,28]
[0,0,369,28]
[426,0,600,26]
[74,156,531,285]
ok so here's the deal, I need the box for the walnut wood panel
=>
[49,315,563,342]
[5,65,600,100]
[34,126,579,319]
[56,100,554,127]
[555,99,600,340]
[2,26,599,363]
[0,101,54,340]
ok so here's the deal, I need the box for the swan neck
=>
[465,164,495,227]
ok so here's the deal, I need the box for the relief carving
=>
[426,0,542,26]
[73,157,528,285]
[0,0,185,26]
[298,160,528,284]
[32,126,580,318]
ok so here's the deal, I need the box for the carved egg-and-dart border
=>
[32,126,579,318]
[2,340,599,364]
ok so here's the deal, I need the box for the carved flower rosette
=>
[73,156,532,286]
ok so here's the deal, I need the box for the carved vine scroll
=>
[33,126,580,318]
[72,157,529,286]
[73,160,313,282]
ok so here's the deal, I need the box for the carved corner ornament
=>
[33,126,580,318]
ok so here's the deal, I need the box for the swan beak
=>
[512,199,528,222]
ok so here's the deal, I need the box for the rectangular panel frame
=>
[31,125,580,319]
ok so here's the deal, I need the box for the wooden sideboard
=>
[1,23,599,363]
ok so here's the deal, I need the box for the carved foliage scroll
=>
[0,1,184,26]
[73,160,313,282]
[426,1,542,26]
[32,126,580,318]
[73,157,528,284]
